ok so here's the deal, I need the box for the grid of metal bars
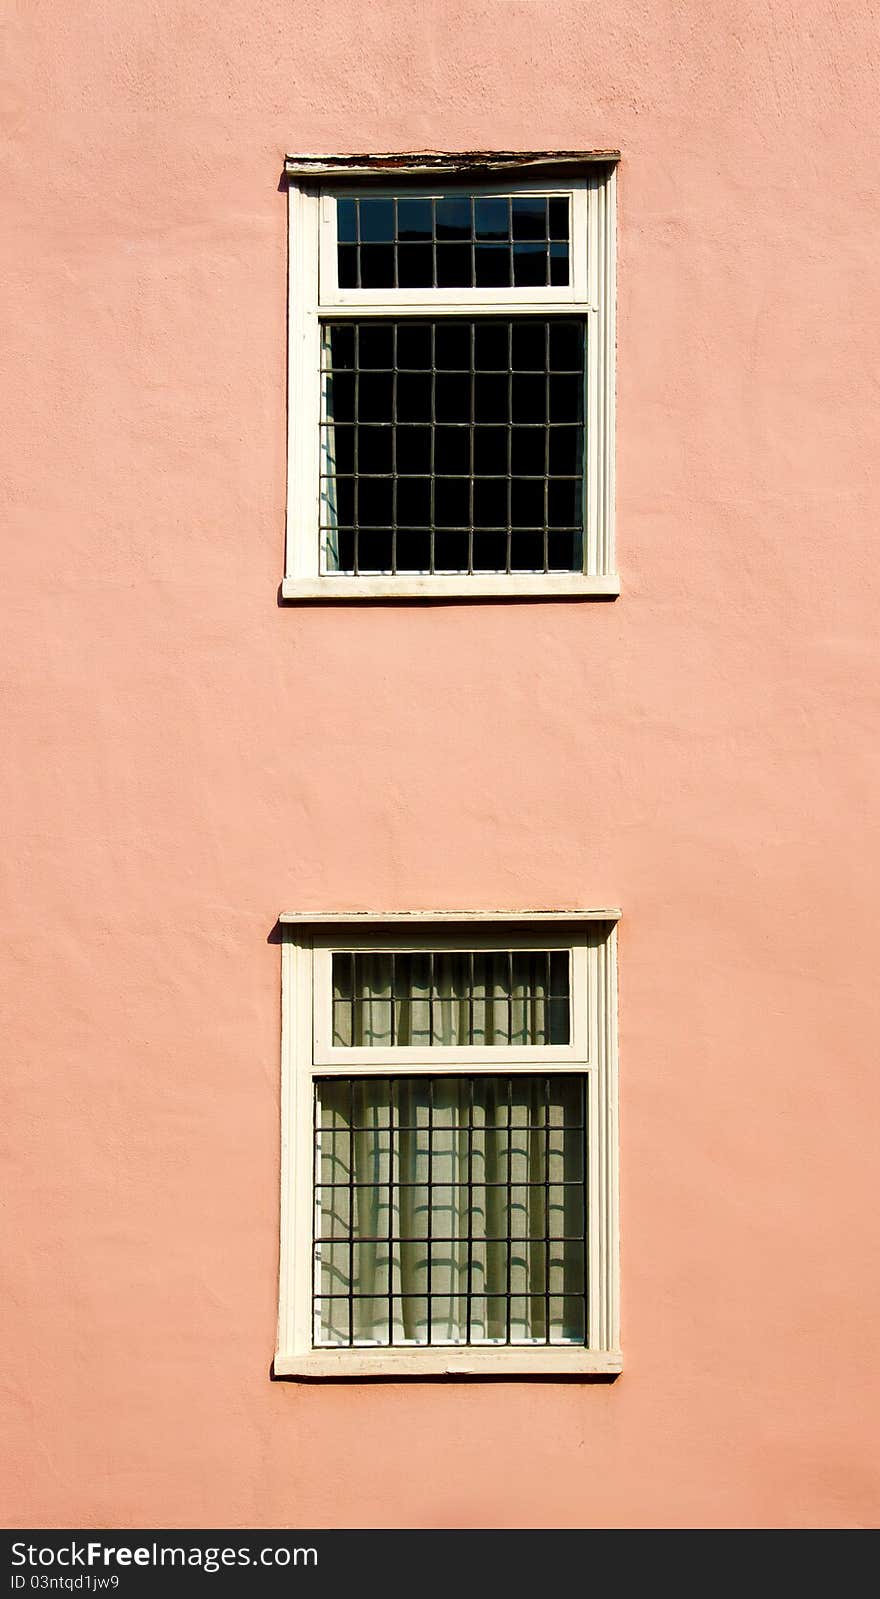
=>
[313,1074,588,1348]
[337,194,570,289]
[331,949,571,1047]
[321,317,586,575]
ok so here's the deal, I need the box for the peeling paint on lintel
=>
[284,149,620,180]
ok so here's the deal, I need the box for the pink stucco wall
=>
[2,0,879,1529]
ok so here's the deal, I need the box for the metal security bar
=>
[331,949,571,1047]
[313,1074,588,1348]
[336,193,571,289]
[320,317,586,574]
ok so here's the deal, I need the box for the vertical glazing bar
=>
[431,197,438,289]
[312,1080,318,1344]
[505,1074,513,1344]
[507,949,513,1045]
[582,1076,589,1348]
[427,1075,434,1345]
[387,1078,395,1346]
[348,1076,355,1348]
[469,196,476,287]
[428,950,435,1046]
[468,950,475,1045]
[544,1073,551,1344]
[389,950,396,1046]
[355,199,362,289]
[545,949,552,1046]
[465,1075,475,1343]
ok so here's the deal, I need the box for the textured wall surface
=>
[2,0,879,1529]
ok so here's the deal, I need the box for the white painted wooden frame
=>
[282,160,618,602]
[275,913,621,1378]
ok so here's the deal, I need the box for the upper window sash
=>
[315,178,593,310]
[311,934,592,1068]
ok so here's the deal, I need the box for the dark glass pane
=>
[396,477,432,525]
[435,323,471,370]
[357,478,393,526]
[511,373,546,423]
[359,245,396,287]
[474,242,511,287]
[474,197,510,239]
[395,426,431,474]
[434,426,470,474]
[395,322,432,369]
[326,324,356,370]
[337,244,358,287]
[329,477,355,524]
[548,321,584,370]
[436,243,473,287]
[548,478,580,526]
[433,478,470,527]
[548,427,581,475]
[357,425,392,474]
[510,479,545,526]
[325,425,354,474]
[396,197,433,240]
[394,529,432,571]
[473,479,509,527]
[549,243,569,286]
[324,372,355,421]
[473,373,509,424]
[397,244,434,288]
[396,373,432,422]
[473,426,508,475]
[358,198,396,242]
[510,426,546,475]
[511,321,547,371]
[357,371,394,421]
[433,530,470,570]
[337,199,358,244]
[513,242,548,287]
[356,529,393,569]
[358,323,394,368]
[474,321,510,370]
[334,528,355,571]
[511,196,548,239]
[548,529,581,570]
[509,531,546,571]
[472,530,509,569]
[549,373,584,422]
[548,197,569,241]
[435,196,472,239]
[434,372,471,422]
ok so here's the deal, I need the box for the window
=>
[283,153,618,600]
[275,912,620,1376]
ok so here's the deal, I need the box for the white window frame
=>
[275,910,621,1378]
[282,152,619,602]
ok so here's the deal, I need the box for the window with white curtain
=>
[275,914,621,1377]
[282,152,618,602]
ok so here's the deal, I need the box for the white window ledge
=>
[281,573,620,602]
[274,1348,623,1379]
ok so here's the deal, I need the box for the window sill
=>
[280,573,620,603]
[274,1348,622,1379]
